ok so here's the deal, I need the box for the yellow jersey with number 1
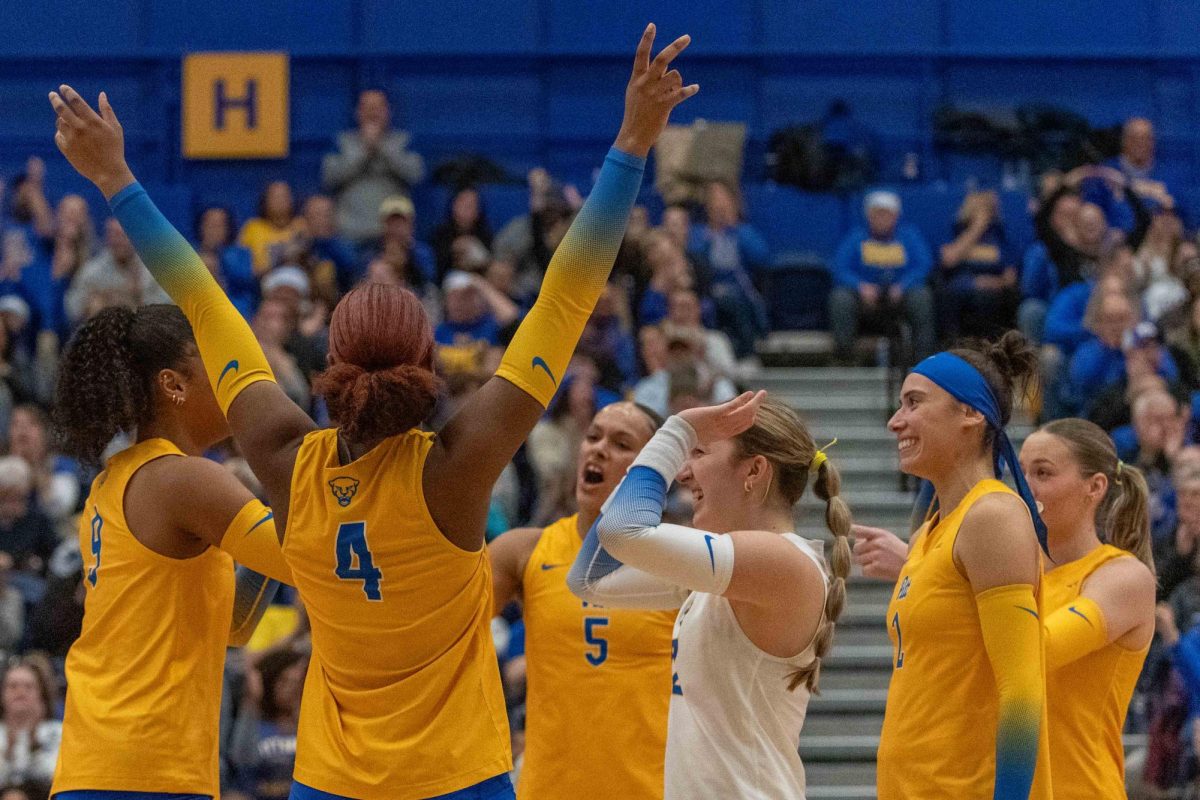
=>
[1045,544,1148,800]
[518,514,675,800]
[52,438,235,797]
[876,479,1053,800]
[284,428,511,800]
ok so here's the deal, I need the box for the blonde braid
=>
[787,458,852,693]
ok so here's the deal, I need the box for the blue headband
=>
[910,352,1048,553]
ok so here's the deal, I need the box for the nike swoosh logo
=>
[245,511,274,536]
[1067,605,1093,626]
[217,359,239,389]
[540,563,568,571]
[704,535,716,573]
[1016,606,1039,620]
[531,356,557,386]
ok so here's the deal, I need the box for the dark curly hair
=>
[52,305,196,465]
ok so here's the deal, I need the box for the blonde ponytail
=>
[1041,418,1155,573]
[1101,461,1155,574]
[787,458,853,693]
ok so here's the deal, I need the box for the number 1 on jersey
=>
[335,521,383,601]
[891,611,904,668]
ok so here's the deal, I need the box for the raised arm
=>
[426,25,698,545]
[49,86,316,514]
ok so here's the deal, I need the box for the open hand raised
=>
[48,85,135,199]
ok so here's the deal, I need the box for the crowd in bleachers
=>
[3,88,1200,796]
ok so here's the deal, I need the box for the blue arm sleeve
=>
[567,465,666,595]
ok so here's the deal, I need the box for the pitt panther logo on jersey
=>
[897,575,911,600]
[329,477,361,507]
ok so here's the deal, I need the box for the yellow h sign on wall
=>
[183,52,289,159]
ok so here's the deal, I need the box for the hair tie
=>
[810,438,838,472]
[1115,459,1125,484]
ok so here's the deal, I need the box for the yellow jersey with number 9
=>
[517,514,675,800]
[52,438,235,797]
[284,428,511,799]
[876,479,1052,800]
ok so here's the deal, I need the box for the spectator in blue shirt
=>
[230,648,306,800]
[936,190,1018,341]
[686,181,769,358]
[196,206,258,321]
[1082,118,1179,232]
[828,190,935,363]
[434,270,501,377]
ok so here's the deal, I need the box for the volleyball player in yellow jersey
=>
[51,24,696,800]
[876,331,1053,800]
[45,304,292,800]
[490,401,675,799]
[1020,418,1155,799]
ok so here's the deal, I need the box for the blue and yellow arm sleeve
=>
[1044,595,1109,671]
[223,499,289,648]
[976,583,1046,800]
[219,498,291,585]
[109,183,275,414]
[496,148,644,406]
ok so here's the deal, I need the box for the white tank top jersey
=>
[664,533,829,800]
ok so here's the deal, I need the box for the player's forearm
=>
[494,148,643,406]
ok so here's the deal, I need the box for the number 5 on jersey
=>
[335,521,383,601]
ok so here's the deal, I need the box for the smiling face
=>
[888,373,985,482]
[677,438,758,533]
[1019,431,1105,544]
[575,403,657,517]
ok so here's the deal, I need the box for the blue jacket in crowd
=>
[831,224,932,291]
[1043,280,1094,355]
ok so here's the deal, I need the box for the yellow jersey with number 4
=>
[518,514,675,800]
[877,479,1052,800]
[284,428,511,800]
[1045,543,1148,800]
[52,438,234,797]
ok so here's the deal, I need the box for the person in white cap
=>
[828,189,935,364]
[435,270,501,375]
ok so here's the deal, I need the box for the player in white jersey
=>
[568,392,851,799]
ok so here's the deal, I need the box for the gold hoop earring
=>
[744,481,752,494]
[173,394,184,406]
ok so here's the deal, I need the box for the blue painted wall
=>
[3,0,1199,240]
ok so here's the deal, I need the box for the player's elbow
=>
[565,562,593,601]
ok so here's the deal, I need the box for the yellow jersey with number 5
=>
[284,428,511,799]
[517,514,675,800]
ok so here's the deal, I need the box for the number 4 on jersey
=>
[335,521,383,601]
